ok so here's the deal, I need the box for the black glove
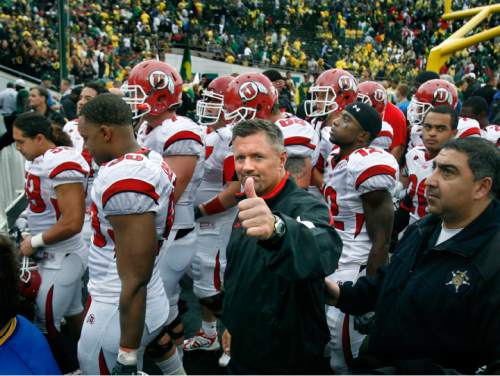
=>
[111,361,138,375]
[194,205,204,220]
[354,311,376,335]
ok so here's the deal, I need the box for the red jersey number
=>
[26,174,46,213]
[407,174,427,218]
[90,202,107,247]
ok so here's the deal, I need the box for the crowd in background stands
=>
[0,0,499,87]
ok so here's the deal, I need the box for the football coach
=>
[221,119,342,374]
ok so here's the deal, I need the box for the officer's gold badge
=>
[446,270,470,293]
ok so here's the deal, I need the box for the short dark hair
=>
[30,86,49,103]
[80,93,132,127]
[232,119,285,153]
[0,235,20,328]
[83,81,109,95]
[443,138,500,199]
[262,69,285,82]
[7,82,14,88]
[415,71,439,87]
[462,96,488,115]
[14,112,72,146]
[426,105,459,130]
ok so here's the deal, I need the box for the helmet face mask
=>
[19,256,41,300]
[356,93,372,106]
[408,79,458,126]
[408,97,433,126]
[223,73,277,125]
[122,60,183,120]
[305,86,339,117]
[305,69,357,118]
[121,82,152,119]
[224,106,257,125]
[196,90,225,125]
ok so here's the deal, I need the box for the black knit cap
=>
[344,102,382,138]
[262,69,285,82]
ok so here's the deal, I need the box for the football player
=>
[13,112,89,373]
[322,103,399,373]
[224,72,320,189]
[408,79,480,149]
[77,94,179,374]
[183,76,240,354]
[123,59,204,364]
[63,82,109,247]
[305,68,358,189]
[356,81,394,150]
[460,96,500,147]
[395,106,459,234]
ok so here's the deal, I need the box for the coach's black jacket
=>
[338,199,500,373]
[221,174,342,373]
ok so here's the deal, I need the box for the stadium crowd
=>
[1,58,500,374]
[0,0,499,85]
[1,1,500,376]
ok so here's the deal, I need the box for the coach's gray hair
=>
[443,138,500,199]
[232,119,285,153]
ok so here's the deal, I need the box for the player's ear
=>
[357,129,371,146]
[100,124,113,142]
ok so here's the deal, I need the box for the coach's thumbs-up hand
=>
[238,177,275,240]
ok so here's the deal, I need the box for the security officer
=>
[325,137,500,374]
[222,119,342,374]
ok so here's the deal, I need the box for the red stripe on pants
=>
[99,348,110,375]
[342,314,354,364]
[45,285,58,339]
[214,250,221,292]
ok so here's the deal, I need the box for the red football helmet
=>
[305,69,358,117]
[357,81,388,115]
[122,60,183,119]
[196,76,234,126]
[223,72,278,125]
[408,79,458,126]
[19,256,41,300]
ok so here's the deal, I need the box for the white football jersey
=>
[63,118,99,208]
[370,120,394,151]
[456,116,481,139]
[402,146,434,224]
[194,127,236,216]
[88,149,174,320]
[275,114,320,165]
[481,124,500,147]
[410,116,481,148]
[311,118,334,174]
[323,147,399,267]
[25,147,89,258]
[137,115,205,229]
[63,119,84,152]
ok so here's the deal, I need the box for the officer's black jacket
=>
[221,175,342,373]
[338,199,500,373]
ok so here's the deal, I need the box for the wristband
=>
[202,196,225,215]
[117,347,138,366]
[31,233,46,248]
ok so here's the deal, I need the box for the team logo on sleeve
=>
[148,70,175,94]
[238,81,268,102]
[338,75,357,92]
[433,88,452,106]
